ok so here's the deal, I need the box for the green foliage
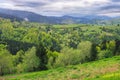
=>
[20,47,40,72]
[0,44,14,75]
[13,50,24,66]
[2,56,120,80]
[0,18,120,76]
[22,28,39,43]
[16,63,25,73]
[54,47,82,67]
[97,50,113,59]
[47,51,59,69]
[0,19,14,40]
[96,40,116,59]
[77,41,93,61]
[106,40,116,52]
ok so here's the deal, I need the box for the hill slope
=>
[1,56,120,80]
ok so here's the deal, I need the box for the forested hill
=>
[0,18,120,76]
[0,13,23,21]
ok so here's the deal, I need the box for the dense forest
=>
[0,18,120,76]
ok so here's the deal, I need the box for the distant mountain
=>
[0,8,117,24]
[0,13,23,21]
[97,17,120,25]
[60,15,112,24]
[0,8,62,24]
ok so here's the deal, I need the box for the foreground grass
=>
[1,56,120,80]
[91,73,120,80]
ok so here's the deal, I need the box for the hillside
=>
[0,13,23,21]
[0,19,120,80]
[1,56,120,80]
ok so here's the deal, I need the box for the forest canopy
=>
[0,18,120,75]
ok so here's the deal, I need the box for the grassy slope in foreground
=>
[1,56,120,80]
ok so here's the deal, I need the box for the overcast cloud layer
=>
[0,0,120,17]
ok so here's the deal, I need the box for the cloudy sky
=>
[0,0,120,17]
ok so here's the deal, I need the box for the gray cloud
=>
[111,0,120,2]
[100,4,120,10]
[0,0,120,17]
[15,2,47,7]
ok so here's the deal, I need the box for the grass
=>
[1,56,120,80]
[86,72,120,80]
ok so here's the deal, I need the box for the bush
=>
[97,50,113,59]
[16,63,25,73]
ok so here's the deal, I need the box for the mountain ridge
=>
[0,8,119,24]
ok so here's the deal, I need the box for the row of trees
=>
[0,40,117,75]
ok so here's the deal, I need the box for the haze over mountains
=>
[0,8,119,24]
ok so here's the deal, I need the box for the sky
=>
[0,0,120,17]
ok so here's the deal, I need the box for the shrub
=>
[97,50,113,59]
[16,63,25,73]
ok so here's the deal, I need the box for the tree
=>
[22,28,39,43]
[77,41,92,61]
[96,40,115,59]
[0,44,14,75]
[17,47,40,72]
[13,50,24,66]
[97,50,112,59]
[47,51,59,69]
[0,19,14,40]
[106,40,116,53]
[54,47,82,68]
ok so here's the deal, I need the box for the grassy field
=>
[1,56,120,80]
